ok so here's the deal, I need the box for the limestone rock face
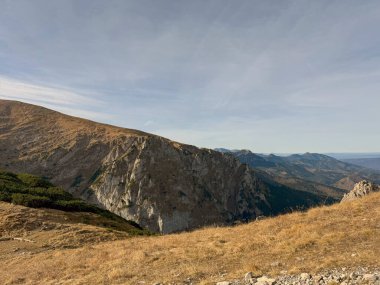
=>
[341,180,380,202]
[88,136,269,233]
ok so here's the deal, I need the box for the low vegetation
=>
[1,190,379,284]
[0,170,150,235]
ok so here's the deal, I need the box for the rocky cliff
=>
[341,180,380,202]
[0,100,324,233]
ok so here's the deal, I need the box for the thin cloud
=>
[0,1,379,152]
[0,76,101,106]
[0,75,111,121]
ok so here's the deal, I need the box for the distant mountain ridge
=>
[342,158,380,171]
[216,148,380,198]
[0,100,330,233]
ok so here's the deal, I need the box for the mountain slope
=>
[0,100,327,233]
[1,190,379,284]
[222,149,380,198]
[0,169,148,235]
[0,200,145,257]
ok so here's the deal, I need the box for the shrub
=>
[0,171,19,182]
[0,192,11,202]
[11,193,52,208]
[46,187,73,200]
[24,187,73,201]
[17,173,52,188]
[53,200,98,212]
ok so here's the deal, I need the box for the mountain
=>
[342,157,380,171]
[218,149,380,198]
[0,100,328,233]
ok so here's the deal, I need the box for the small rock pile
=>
[216,267,380,285]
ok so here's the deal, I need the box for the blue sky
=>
[0,0,379,153]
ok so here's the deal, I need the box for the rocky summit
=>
[341,180,380,202]
[0,100,324,233]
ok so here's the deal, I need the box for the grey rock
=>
[341,180,380,202]
[363,274,377,282]
[236,268,380,285]
[256,276,276,285]
[244,272,257,284]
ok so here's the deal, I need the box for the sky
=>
[0,0,379,153]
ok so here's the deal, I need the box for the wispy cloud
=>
[0,75,112,121]
[0,76,101,106]
[0,1,379,152]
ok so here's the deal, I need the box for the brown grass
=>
[1,193,379,285]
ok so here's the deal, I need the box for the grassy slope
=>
[1,192,379,285]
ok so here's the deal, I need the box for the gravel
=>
[216,267,380,285]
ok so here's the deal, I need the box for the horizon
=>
[1,1,380,153]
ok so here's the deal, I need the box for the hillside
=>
[0,169,148,235]
[0,100,338,233]
[221,149,380,197]
[0,100,330,233]
[0,201,146,254]
[1,191,379,284]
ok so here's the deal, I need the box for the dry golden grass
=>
[0,201,140,257]
[1,193,379,285]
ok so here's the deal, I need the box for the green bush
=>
[0,192,11,202]
[17,173,52,188]
[25,187,73,201]
[46,187,73,200]
[53,200,98,212]
[0,171,19,182]
[11,193,52,208]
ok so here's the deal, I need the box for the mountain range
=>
[341,157,380,171]
[0,100,333,233]
[216,149,380,200]
[1,100,379,233]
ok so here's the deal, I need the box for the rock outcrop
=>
[217,267,380,285]
[0,100,325,233]
[341,180,380,202]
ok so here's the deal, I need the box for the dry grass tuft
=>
[1,193,379,284]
